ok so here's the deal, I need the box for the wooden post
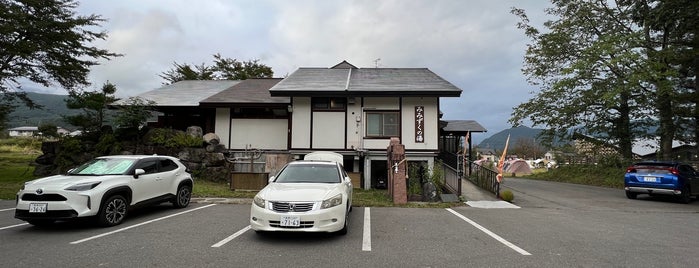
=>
[387,137,407,204]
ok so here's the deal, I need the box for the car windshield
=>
[69,158,136,175]
[275,164,341,183]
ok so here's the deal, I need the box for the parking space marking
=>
[0,208,15,212]
[362,207,371,251]
[0,223,29,231]
[70,204,217,245]
[446,208,532,256]
[211,225,251,248]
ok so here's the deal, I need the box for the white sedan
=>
[250,152,353,235]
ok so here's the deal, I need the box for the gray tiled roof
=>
[118,80,241,106]
[269,67,462,97]
[200,78,289,105]
[442,120,487,133]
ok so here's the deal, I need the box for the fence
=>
[465,162,500,195]
[441,162,461,196]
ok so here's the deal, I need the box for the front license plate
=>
[280,216,300,227]
[642,177,658,182]
[29,203,48,213]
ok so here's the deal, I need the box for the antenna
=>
[374,58,381,68]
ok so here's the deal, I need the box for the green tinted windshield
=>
[71,158,136,175]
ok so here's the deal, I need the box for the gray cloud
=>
[66,0,551,139]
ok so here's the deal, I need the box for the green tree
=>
[211,54,274,80]
[510,0,695,160]
[113,97,156,129]
[159,62,214,84]
[64,82,118,134]
[0,0,120,130]
[159,54,273,84]
[38,123,59,138]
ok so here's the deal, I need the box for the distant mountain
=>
[477,126,543,151]
[4,92,78,129]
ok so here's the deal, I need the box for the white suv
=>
[15,155,194,227]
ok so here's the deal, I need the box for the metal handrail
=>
[465,161,499,195]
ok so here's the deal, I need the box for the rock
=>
[198,166,231,183]
[178,147,206,163]
[41,141,59,155]
[32,164,57,177]
[35,153,56,165]
[186,126,203,138]
[422,181,439,202]
[203,133,220,145]
[203,153,226,167]
[205,144,226,153]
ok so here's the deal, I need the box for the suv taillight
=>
[670,168,680,175]
[626,167,636,173]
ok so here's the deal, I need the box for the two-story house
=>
[266,61,462,188]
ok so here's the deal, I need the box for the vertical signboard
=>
[415,106,424,143]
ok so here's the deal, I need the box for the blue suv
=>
[624,161,698,203]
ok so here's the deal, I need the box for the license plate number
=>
[280,216,300,227]
[642,177,658,182]
[29,203,47,213]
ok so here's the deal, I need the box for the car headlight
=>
[321,194,343,209]
[253,195,266,208]
[65,182,102,191]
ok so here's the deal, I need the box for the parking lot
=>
[2,178,699,267]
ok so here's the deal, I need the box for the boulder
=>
[186,126,203,138]
[205,144,226,153]
[203,153,226,167]
[178,147,207,163]
[422,181,439,202]
[198,166,231,183]
[203,133,220,145]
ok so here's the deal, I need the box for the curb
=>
[191,197,252,204]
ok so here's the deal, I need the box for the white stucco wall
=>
[312,112,345,149]
[291,97,311,149]
[346,102,362,150]
[214,108,231,148]
[230,119,288,149]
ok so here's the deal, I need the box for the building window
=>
[312,97,346,111]
[366,111,399,137]
[231,107,288,119]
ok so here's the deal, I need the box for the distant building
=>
[7,126,70,137]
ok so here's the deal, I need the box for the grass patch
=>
[0,139,42,200]
[523,164,625,188]
[193,180,258,198]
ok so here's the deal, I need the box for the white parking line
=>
[362,207,371,251]
[211,225,251,248]
[0,223,29,231]
[70,204,217,245]
[0,208,16,212]
[446,208,531,256]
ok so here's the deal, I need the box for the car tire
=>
[27,219,55,226]
[625,191,637,199]
[337,206,349,236]
[173,184,192,208]
[97,195,128,227]
[678,185,691,204]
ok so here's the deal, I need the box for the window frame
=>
[312,97,346,111]
[365,110,400,138]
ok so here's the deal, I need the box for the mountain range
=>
[4,92,78,129]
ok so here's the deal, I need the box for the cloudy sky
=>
[44,0,552,143]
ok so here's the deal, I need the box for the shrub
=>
[147,128,203,148]
[500,190,514,202]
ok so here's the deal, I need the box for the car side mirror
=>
[268,176,276,183]
[133,169,146,179]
